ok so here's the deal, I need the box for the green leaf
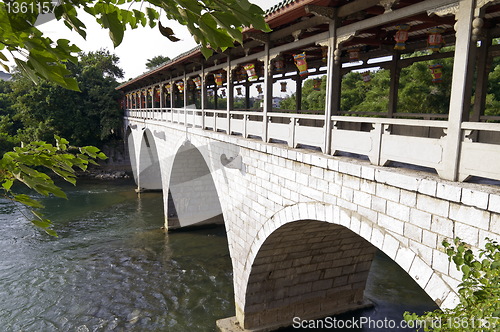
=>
[201,46,213,59]
[2,179,13,191]
[102,10,124,47]
[13,194,45,209]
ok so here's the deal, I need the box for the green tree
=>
[146,55,171,70]
[0,0,270,90]
[404,238,500,331]
[11,50,123,147]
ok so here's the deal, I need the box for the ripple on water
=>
[0,180,436,331]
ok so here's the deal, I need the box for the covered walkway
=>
[118,0,500,183]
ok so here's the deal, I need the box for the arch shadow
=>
[137,129,162,191]
[167,140,223,229]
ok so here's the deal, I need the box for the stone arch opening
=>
[167,141,223,229]
[242,219,377,330]
[137,129,162,191]
[126,126,138,184]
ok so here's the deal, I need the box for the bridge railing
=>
[125,108,500,183]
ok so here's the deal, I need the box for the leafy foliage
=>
[0,0,270,90]
[145,55,171,70]
[278,55,500,117]
[6,49,123,148]
[404,238,500,331]
[0,136,106,236]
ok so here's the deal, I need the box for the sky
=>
[37,0,283,81]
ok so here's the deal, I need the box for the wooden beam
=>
[337,0,381,18]
[338,0,458,36]
[305,5,335,20]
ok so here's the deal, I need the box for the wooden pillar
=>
[295,77,302,112]
[388,54,400,117]
[245,81,250,110]
[442,0,476,181]
[183,71,188,109]
[227,57,233,134]
[471,31,491,122]
[201,64,206,129]
[263,42,272,142]
[323,16,338,154]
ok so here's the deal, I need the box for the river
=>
[0,179,437,331]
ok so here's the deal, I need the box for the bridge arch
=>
[137,128,163,191]
[238,202,457,330]
[125,126,138,184]
[166,139,223,229]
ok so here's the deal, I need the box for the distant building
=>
[0,71,12,81]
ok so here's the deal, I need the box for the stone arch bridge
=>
[126,116,500,331]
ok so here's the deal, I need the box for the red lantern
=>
[176,81,184,93]
[348,48,360,62]
[193,76,202,89]
[274,56,285,72]
[428,27,445,53]
[293,52,309,77]
[244,63,258,81]
[280,82,287,92]
[155,88,160,102]
[214,73,224,87]
[394,24,410,50]
[428,64,443,83]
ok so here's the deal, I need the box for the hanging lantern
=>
[348,48,360,62]
[280,82,287,92]
[312,78,322,91]
[394,24,410,50]
[165,83,172,94]
[176,81,185,93]
[428,64,443,83]
[221,89,226,97]
[293,52,309,77]
[155,88,160,102]
[322,47,328,63]
[235,67,245,81]
[148,88,153,96]
[193,76,202,89]
[236,87,243,96]
[214,73,224,87]
[362,71,371,83]
[427,27,445,53]
[256,84,263,94]
[244,63,258,81]
[274,56,285,73]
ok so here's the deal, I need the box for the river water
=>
[0,179,437,331]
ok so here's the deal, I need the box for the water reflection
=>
[0,180,234,331]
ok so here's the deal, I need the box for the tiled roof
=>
[265,0,297,15]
